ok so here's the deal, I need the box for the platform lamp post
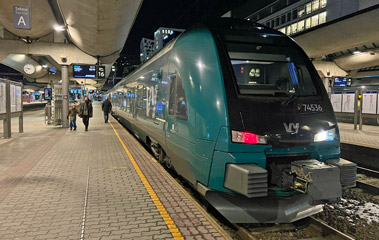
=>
[61,65,69,128]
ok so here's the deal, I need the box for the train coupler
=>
[291,160,342,203]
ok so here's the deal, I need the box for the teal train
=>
[109,18,356,223]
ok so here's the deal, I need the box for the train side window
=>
[168,71,188,120]
[168,74,176,116]
[175,76,187,120]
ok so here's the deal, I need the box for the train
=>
[108,18,357,223]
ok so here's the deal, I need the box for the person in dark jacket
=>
[79,96,93,131]
[67,104,78,131]
[102,96,112,123]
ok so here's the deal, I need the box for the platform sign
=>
[331,92,342,112]
[342,92,355,113]
[0,79,5,114]
[362,92,377,114]
[13,6,30,30]
[97,66,105,78]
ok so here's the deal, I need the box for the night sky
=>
[120,0,275,60]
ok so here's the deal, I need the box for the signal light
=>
[231,130,267,144]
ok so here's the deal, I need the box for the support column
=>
[62,65,69,128]
[4,80,11,138]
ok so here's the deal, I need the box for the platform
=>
[0,104,229,240]
[339,122,379,149]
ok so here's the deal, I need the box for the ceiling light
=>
[353,51,362,55]
[54,25,66,31]
[42,65,48,68]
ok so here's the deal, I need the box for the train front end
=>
[202,19,357,223]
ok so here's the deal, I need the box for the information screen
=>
[44,88,52,100]
[73,65,96,78]
[334,77,347,87]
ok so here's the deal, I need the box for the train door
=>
[149,68,167,147]
[165,66,194,183]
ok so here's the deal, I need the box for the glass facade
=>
[312,0,320,11]
[262,0,328,36]
[311,14,319,27]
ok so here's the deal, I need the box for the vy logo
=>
[283,123,299,133]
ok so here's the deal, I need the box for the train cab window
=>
[168,71,188,120]
[226,42,318,97]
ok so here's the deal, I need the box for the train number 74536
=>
[300,104,323,112]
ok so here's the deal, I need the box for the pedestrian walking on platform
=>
[79,96,93,131]
[102,96,112,123]
[67,104,78,131]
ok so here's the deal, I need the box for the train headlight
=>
[314,128,336,142]
[231,130,267,144]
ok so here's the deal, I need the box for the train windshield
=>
[227,42,318,96]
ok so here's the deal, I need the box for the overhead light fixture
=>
[42,65,48,68]
[54,25,66,32]
[21,37,32,44]
[353,51,362,55]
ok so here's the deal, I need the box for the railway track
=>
[356,166,379,195]
[235,217,354,240]
[357,166,379,178]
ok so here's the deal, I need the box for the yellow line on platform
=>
[108,119,184,240]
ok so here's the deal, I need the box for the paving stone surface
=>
[111,117,225,240]
[338,122,379,148]
[0,104,227,240]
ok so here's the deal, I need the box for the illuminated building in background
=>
[139,28,184,63]
[232,0,378,36]
[140,38,155,63]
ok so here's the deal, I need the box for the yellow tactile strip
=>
[109,120,184,240]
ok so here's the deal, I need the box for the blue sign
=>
[44,88,52,100]
[73,65,96,78]
[334,77,347,87]
[13,6,30,30]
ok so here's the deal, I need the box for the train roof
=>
[203,17,293,46]
[110,18,294,92]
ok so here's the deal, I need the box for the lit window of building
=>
[298,20,305,32]
[305,17,311,29]
[312,0,320,11]
[306,3,312,14]
[279,28,286,34]
[319,11,327,24]
[286,25,291,35]
[321,0,327,8]
[311,14,319,27]
[291,23,298,34]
